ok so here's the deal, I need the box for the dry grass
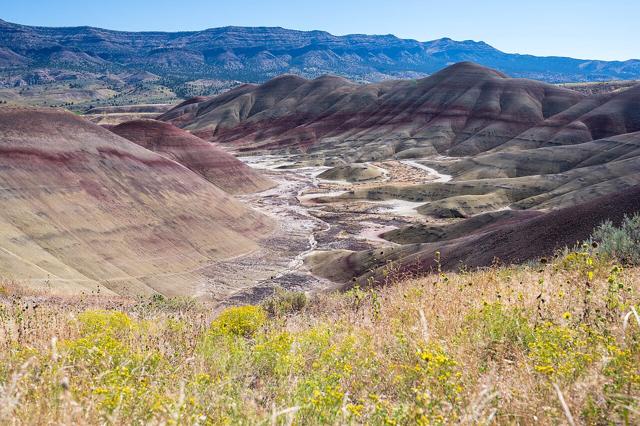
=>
[1,248,639,425]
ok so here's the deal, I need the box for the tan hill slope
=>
[324,127,640,217]
[317,163,384,182]
[0,107,273,296]
[83,104,173,126]
[111,119,275,194]
[160,62,639,168]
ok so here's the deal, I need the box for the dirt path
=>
[399,159,453,182]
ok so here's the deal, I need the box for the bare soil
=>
[220,156,451,302]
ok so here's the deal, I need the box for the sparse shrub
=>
[344,284,384,320]
[75,309,134,336]
[559,243,602,280]
[604,264,632,317]
[592,214,640,265]
[208,305,267,338]
[63,310,168,420]
[132,294,199,317]
[601,330,640,423]
[344,284,367,311]
[253,330,296,379]
[409,343,464,425]
[261,288,307,317]
[197,305,268,391]
[293,324,357,421]
[528,321,608,382]
[583,324,640,424]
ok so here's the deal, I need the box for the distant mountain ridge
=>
[1,19,639,83]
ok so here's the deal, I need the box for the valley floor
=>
[220,156,451,303]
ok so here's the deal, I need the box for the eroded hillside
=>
[0,107,280,296]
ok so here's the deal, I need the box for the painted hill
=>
[0,19,639,83]
[111,119,275,194]
[318,164,384,182]
[159,63,586,158]
[309,185,640,287]
[0,107,273,296]
[165,62,640,214]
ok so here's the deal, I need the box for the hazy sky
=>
[3,0,638,61]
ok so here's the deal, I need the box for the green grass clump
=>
[461,301,534,363]
[261,288,308,317]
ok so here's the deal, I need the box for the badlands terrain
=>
[148,61,640,288]
[0,62,639,299]
[0,20,640,420]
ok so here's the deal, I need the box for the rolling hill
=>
[308,185,640,287]
[162,62,640,214]
[0,107,273,296]
[111,119,275,194]
[83,104,174,126]
[159,63,586,157]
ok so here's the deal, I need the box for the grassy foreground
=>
[1,248,640,425]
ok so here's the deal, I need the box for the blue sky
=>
[2,0,638,61]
